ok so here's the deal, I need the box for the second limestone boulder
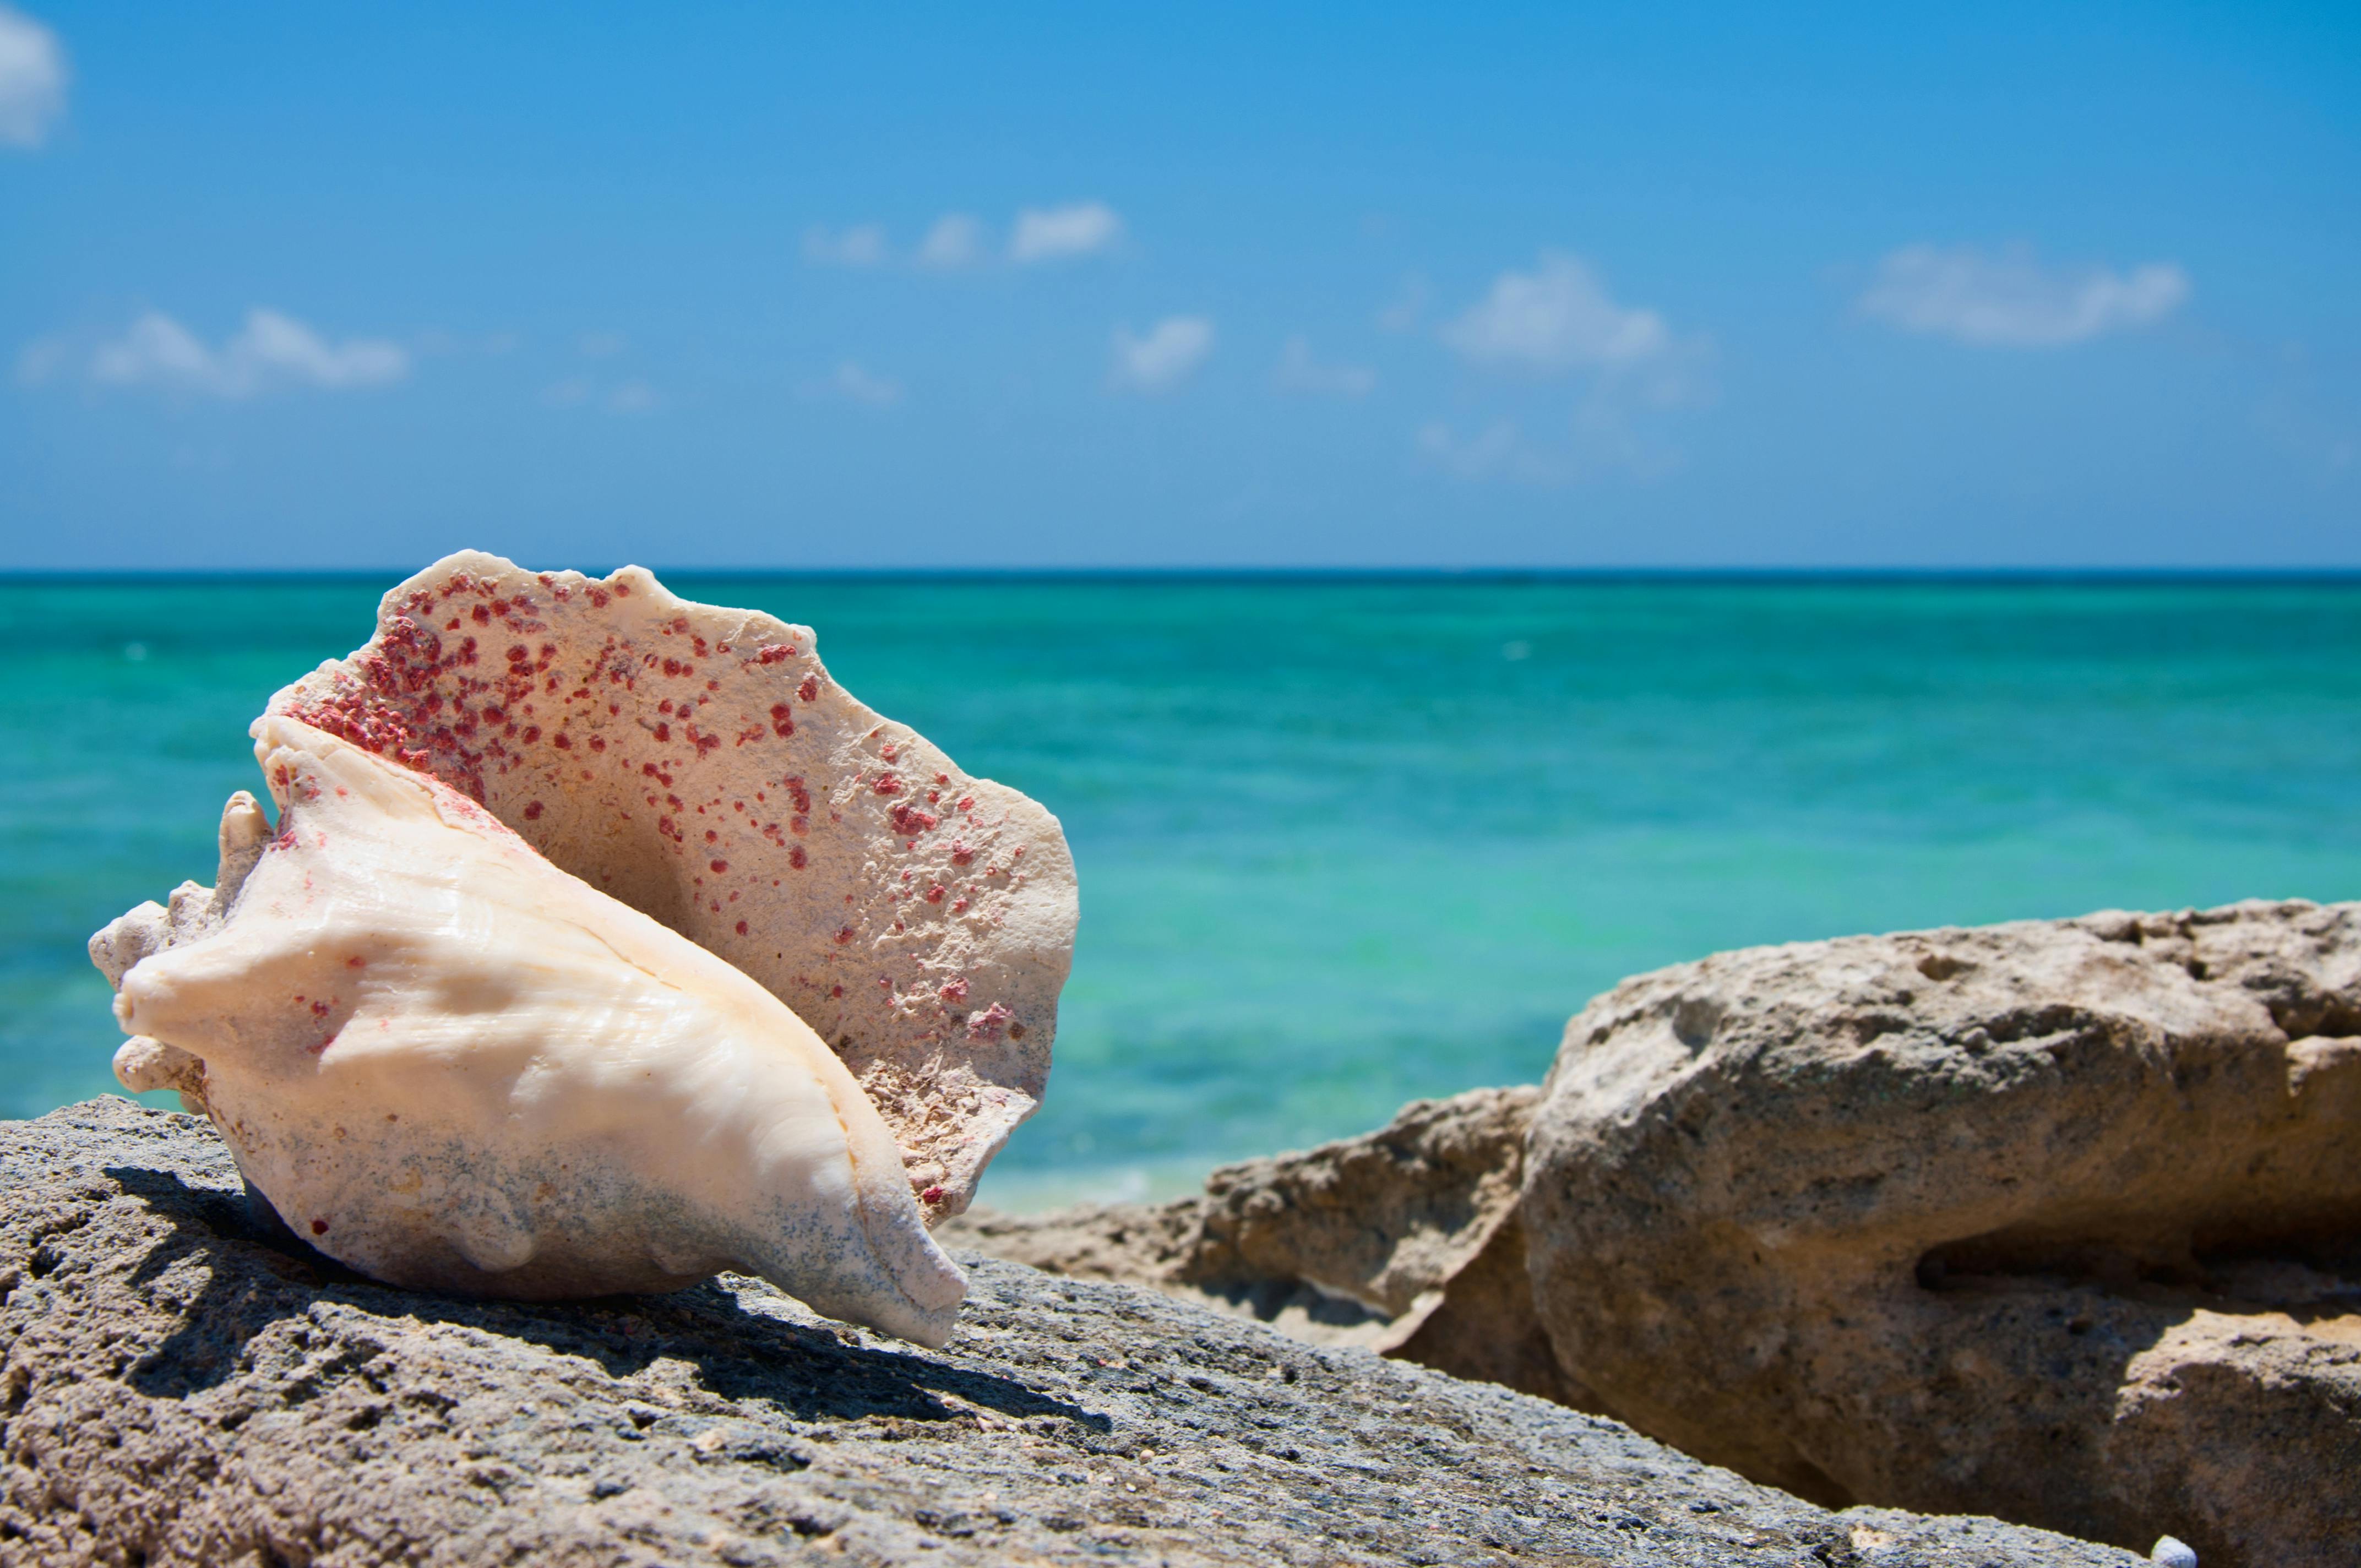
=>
[1521,899,2361,1568]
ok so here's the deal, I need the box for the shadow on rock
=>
[106,1163,1106,1434]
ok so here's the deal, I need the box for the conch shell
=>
[264,552,1075,1220]
[96,715,967,1347]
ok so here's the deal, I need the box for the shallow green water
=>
[6,574,2358,1206]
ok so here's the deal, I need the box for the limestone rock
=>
[0,1098,2140,1567]
[945,1087,1578,1402]
[1523,899,2361,1568]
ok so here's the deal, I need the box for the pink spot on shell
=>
[735,919,749,936]
[524,801,545,820]
[966,1003,1013,1042]
[310,1218,330,1235]
[939,978,969,1002]
[873,774,902,796]
[797,675,819,702]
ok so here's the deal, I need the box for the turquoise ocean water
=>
[6,574,2359,1206]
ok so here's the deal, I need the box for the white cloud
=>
[0,6,65,150]
[1010,202,1124,263]
[1857,244,2190,347]
[916,214,984,271]
[234,310,407,387]
[803,224,889,268]
[578,330,626,358]
[1441,253,1670,373]
[802,360,903,409]
[1109,316,1212,394]
[81,308,409,398]
[1274,334,1375,398]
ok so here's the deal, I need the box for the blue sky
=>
[4,2,2357,568]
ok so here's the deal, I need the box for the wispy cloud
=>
[414,328,519,358]
[603,380,657,414]
[1857,244,2190,347]
[544,375,658,414]
[42,309,411,397]
[13,335,67,386]
[1377,275,1429,334]
[1274,335,1375,398]
[1414,397,1685,487]
[916,214,984,271]
[1441,253,1670,374]
[0,6,65,149]
[802,360,904,409]
[1109,316,1212,394]
[1011,202,1124,264]
[800,204,1123,272]
[1415,421,1547,482]
[577,330,627,359]
[803,224,889,268]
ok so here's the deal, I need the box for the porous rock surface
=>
[1524,898,2361,1568]
[944,1088,1576,1403]
[0,1099,2139,1568]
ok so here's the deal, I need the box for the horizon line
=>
[7,565,2361,587]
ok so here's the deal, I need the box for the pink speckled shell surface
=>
[266,551,1077,1220]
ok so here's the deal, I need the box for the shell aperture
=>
[101,715,966,1347]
